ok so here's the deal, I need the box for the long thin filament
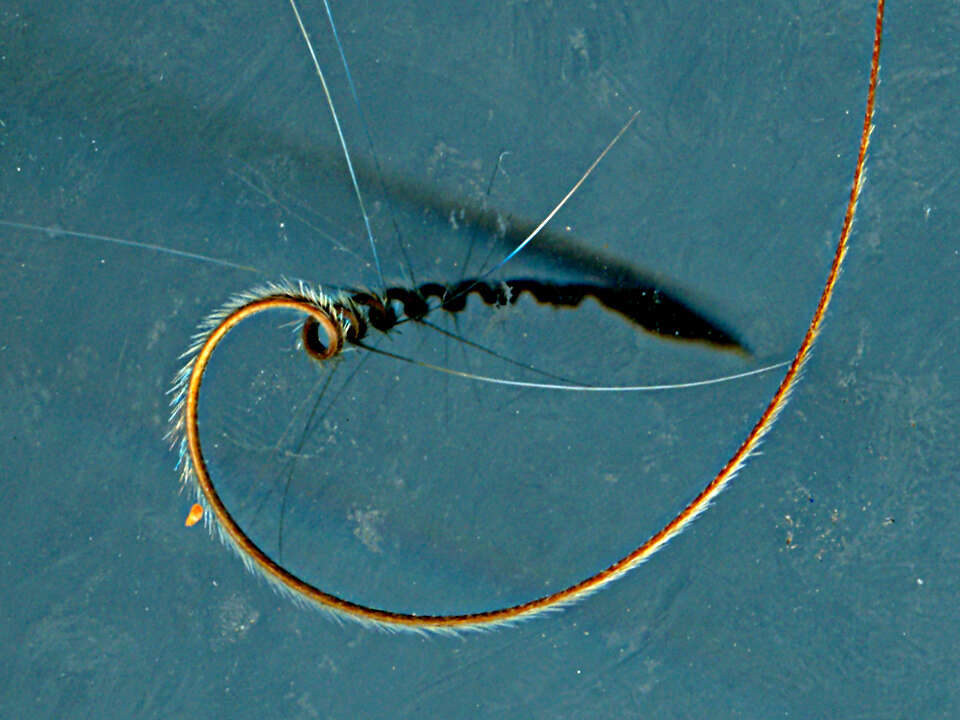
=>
[171,1,884,633]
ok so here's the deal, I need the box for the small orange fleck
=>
[185,503,204,527]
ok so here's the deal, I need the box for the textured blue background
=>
[1,1,956,717]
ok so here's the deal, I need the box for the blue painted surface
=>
[1,1,957,717]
